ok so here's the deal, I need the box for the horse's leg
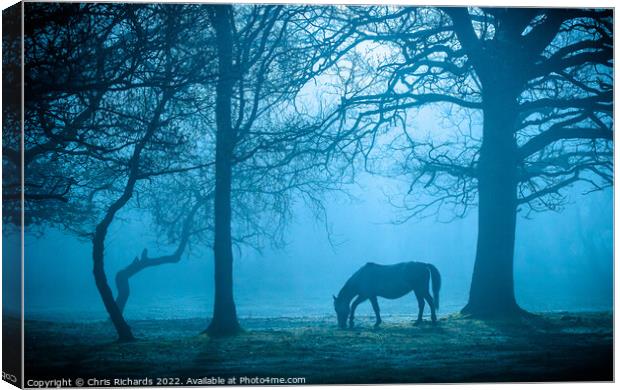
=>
[414,290,425,325]
[369,296,382,329]
[424,292,437,323]
[349,296,366,329]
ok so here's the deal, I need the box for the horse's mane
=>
[337,265,366,301]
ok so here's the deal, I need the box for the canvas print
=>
[1,1,613,387]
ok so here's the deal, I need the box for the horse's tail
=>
[426,263,441,310]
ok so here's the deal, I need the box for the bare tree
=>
[19,3,354,339]
[340,7,612,318]
[4,3,129,225]
[21,3,216,341]
[200,4,374,335]
[2,2,23,226]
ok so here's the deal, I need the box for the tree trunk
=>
[461,88,524,318]
[205,4,241,336]
[93,225,135,342]
[89,96,169,342]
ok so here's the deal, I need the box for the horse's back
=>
[355,261,428,299]
[362,261,427,276]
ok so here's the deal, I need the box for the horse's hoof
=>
[414,320,423,326]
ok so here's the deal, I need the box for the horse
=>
[333,261,441,329]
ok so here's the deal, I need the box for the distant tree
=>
[340,7,612,318]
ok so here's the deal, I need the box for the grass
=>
[24,312,612,384]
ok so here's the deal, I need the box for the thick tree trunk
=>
[205,5,241,337]
[461,88,524,318]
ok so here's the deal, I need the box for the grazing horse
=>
[333,261,441,329]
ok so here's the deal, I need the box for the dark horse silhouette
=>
[333,261,441,329]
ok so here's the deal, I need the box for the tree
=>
[202,4,366,335]
[19,3,352,339]
[2,2,22,227]
[5,3,126,226]
[205,4,241,335]
[84,4,216,341]
[21,3,216,341]
[340,7,612,317]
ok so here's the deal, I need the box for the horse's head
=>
[333,295,349,329]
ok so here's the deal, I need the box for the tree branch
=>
[519,126,612,159]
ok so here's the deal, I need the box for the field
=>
[24,312,612,385]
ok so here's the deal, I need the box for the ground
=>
[24,312,612,385]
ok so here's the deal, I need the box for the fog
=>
[23,176,612,322]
